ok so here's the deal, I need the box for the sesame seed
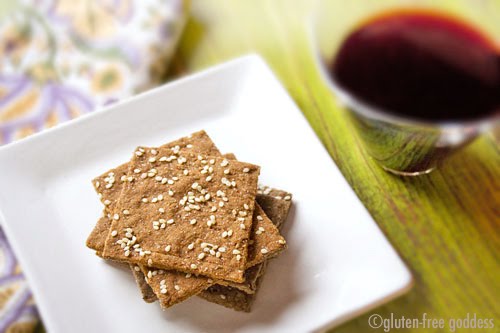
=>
[190,264,197,269]
[211,206,217,212]
[104,200,111,206]
[135,151,143,156]
[185,273,192,278]
[220,295,226,299]
[279,239,286,244]
[142,198,148,203]
[167,179,174,185]
[105,184,112,189]
[124,250,130,257]
[168,190,174,196]
[216,252,221,258]
[222,231,228,238]
[261,248,269,254]
[159,156,168,162]
[95,181,100,188]
[160,289,167,294]
[167,219,174,225]
[148,259,153,266]
[221,159,229,167]
[187,144,193,148]
[151,149,158,155]
[205,175,213,182]
[190,219,197,225]
[174,285,180,291]
[123,209,130,215]
[198,253,205,260]
[284,195,291,201]
[232,249,240,255]
[224,169,230,175]
[275,196,283,200]
[244,203,250,210]
[111,230,118,237]
[113,214,120,220]
[218,247,226,253]
[134,266,140,271]
[165,245,171,252]
[158,194,164,200]
[183,169,189,175]
[228,230,233,236]
[236,254,241,261]
[134,168,141,174]
[243,168,250,173]
[188,243,194,250]
[159,208,165,213]
[256,215,263,221]
[240,223,246,230]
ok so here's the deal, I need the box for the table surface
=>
[168,1,500,332]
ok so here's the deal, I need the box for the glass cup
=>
[313,0,500,176]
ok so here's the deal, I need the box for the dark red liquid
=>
[331,11,500,121]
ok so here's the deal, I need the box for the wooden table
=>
[169,1,500,331]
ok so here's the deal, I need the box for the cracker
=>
[198,284,257,312]
[131,264,157,303]
[199,190,292,311]
[135,191,292,307]
[102,146,260,283]
[139,266,212,309]
[131,199,286,307]
[88,147,286,307]
[86,131,221,254]
[86,163,129,252]
[134,202,285,307]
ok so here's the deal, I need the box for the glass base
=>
[381,165,435,177]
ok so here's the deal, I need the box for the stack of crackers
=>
[86,131,292,312]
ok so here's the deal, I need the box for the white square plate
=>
[0,55,412,333]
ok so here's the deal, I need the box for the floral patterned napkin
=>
[0,0,187,331]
